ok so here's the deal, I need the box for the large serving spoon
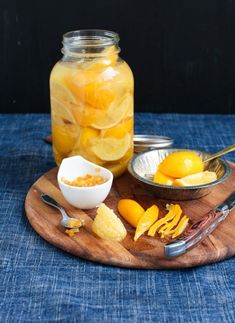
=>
[203,143,235,163]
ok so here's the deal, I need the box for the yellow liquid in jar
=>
[50,50,134,177]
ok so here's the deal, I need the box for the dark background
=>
[1,0,235,114]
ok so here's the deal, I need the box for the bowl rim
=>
[57,156,113,191]
[128,148,231,190]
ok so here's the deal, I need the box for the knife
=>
[164,192,235,257]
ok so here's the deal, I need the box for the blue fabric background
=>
[0,113,235,322]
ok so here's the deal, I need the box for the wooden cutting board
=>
[25,163,235,269]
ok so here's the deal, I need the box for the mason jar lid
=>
[134,135,173,152]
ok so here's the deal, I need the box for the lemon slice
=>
[69,128,104,165]
[78,127,100,146]
[70,104,104,127]
[91,95,131,129]
[92,134,131,161]
[174,171,217,186]
[70,127,99,153]
[104,145,133,177]
[51,97,76,125]
[101,118,133,139]
[65,70,115,111]
[50,81,77,105]
[51,83,103,127]
[52,123,78,156]
[79,83,115,110]
[92,203,127,241]
[124,105,133,118]
[123,95,133,118]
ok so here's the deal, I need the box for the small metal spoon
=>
[40,194,84,228]
[203,143,235,163]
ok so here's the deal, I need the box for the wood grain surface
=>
[25,163,235,269]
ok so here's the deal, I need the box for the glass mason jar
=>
[50,30,134,177]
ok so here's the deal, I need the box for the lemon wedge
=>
[92,203,127,241]
[174,171,217,186]
[153,170,174,186]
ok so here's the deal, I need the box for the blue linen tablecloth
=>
[0,113,235,323]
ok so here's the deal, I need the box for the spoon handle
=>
[40,194,85,231]
[40,193,61,209]
[204,144,235,163]
[40,194,69,220]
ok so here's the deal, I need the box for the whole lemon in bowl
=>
[128,148,231,200]
[158,151,204,178]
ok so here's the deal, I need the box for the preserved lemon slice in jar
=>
[91,94,132,129]
[50,97,76,125]
[67,76,115,111]
[70,103,104,127]
[50,81,77,105]
[123,96,134,118]
[92,119,133,173]
[50,97,78,158]
[69,127,104,165]
[78,127,100,146]
[101,118,133,139]
[92,134,131,161]
[52,124,78,156]
[81,83,115,110]
[65,70,116,127]
[50,62,79,103]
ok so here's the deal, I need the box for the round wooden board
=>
[25,163,235,269]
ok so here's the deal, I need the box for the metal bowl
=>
[128,148,231,200]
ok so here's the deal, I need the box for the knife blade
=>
[164,192,235,257]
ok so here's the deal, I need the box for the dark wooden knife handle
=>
[164,209,227,257]
[181,209,227,248]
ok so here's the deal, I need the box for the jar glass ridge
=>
[62,30,120,56]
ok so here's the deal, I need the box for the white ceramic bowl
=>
[57,156,113,209]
